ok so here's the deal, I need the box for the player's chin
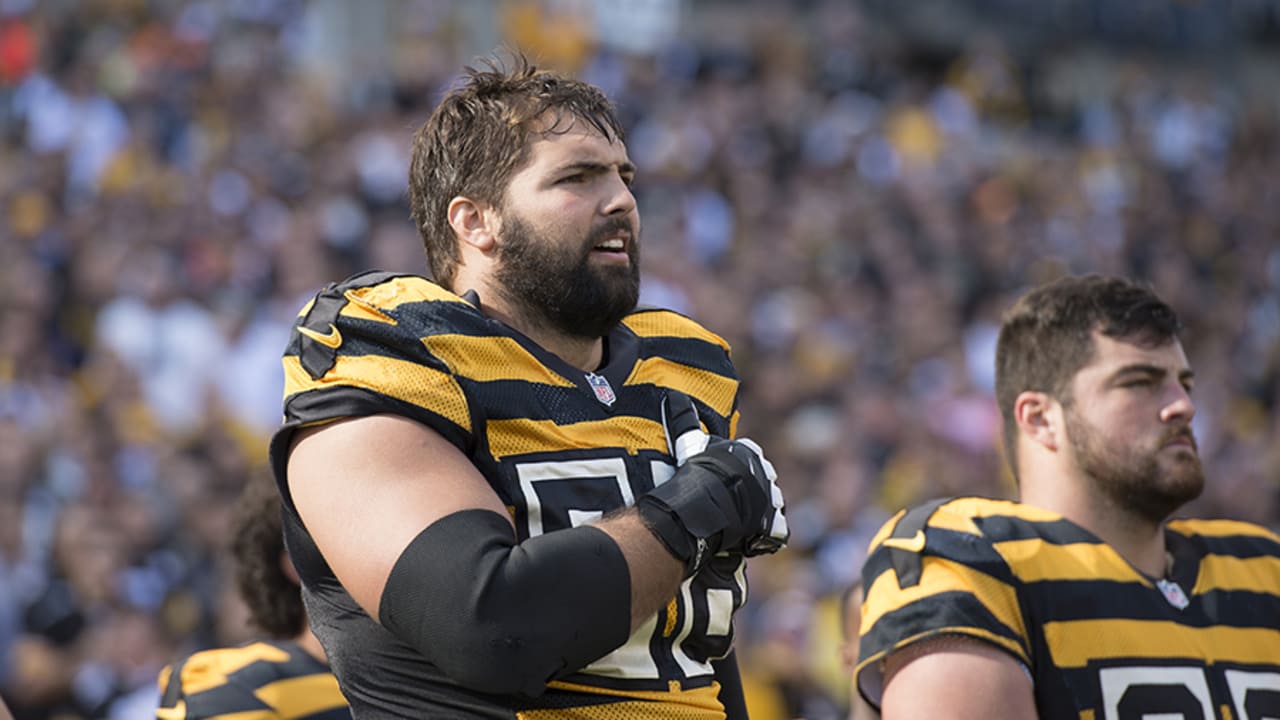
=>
[1161,459,1206,500]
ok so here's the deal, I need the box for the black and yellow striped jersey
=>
[856,496,1280,719]
[156,640,349,719]
[268,272,746,718]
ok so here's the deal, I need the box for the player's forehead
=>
[1076,331,1190,381]
[523,115,630,168]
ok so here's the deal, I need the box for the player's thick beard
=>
[493,215,640,340]
[1065,406,1205,526]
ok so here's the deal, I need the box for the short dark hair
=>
[995,274,1182,473]
[230,473,304,638]
[408,51,625,287]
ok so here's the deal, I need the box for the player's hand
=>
[662,391,788,556]
[638,391,789,575]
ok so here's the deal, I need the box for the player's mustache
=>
[583,217,637,252]
[1162,426,1198,451]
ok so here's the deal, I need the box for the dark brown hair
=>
[230,473,304,638]
[995,274,1182,473]
[407,51,625,287]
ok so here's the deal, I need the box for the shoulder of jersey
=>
[294,272,477,335]
[162,641,295,693]
[870,496,1055,550]
[622,306,731,353]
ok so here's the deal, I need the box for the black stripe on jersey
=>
[378,298,499,341]
[687,393,731,436]
[464,379,729,433]
[299,290,351,379]
[463,371,632,422]
[1181,529,1280,559]
[1030,579,1280,629]
[283,386,471,451]
[861,589,1028,659]
[973,515,1104,546]
[885,498,950,588]
[863,526,1019,589]
[183,683,273,717]
[636,336,737,376]
[158,656,188,707]
[289,314,448,370]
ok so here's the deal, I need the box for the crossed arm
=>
[286,413,686,692]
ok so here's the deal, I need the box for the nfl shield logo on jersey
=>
[1156,579,1190,610]
[586,373,616,407]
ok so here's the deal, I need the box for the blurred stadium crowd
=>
[2,0,1278,718]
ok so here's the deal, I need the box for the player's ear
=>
[448,196,497,252]
[1014,391,1060,452]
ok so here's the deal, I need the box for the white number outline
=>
[513,457,735,681]
[1099,665,1280,720]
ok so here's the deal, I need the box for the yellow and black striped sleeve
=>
[855,498,1033,705]
[156,642,349,719]
[272,273,479,462]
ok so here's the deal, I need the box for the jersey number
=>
[514,458,742,681]
[1100,667,1280,720]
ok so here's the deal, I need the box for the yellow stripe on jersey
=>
[154,701,186,720]
[518,680,723,719]
[864,502,987,551]
[945,497,1063,524]
[282,355,470,432]
[863,555,1028,657]
[1043,620,1280,668]
[626,357,737,419]
[178,643,291,695]
[1195,554,1280,594]
[339,290,398,325]
[293,277,468,321]
[423,335,577,386]
[996,539,1144,584]
[254,673,346,717]
[346,275,466,311]
[1170,517,1280,541]
[622,313,730,352]
[488,416,667,460]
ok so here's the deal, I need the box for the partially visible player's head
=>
[996,274,1202,521]
[838,580,864,675]
[408,52,627,284]
[231,473,305,639]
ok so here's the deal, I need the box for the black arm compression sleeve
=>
[378,509,633,697]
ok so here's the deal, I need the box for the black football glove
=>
[636,391,789,577]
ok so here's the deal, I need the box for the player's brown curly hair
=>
[408,50,625,287]
[230,473,305,638]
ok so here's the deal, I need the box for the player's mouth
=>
[588,222,634,263]
[592,235,628,258]
[1162,430,1197,453]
